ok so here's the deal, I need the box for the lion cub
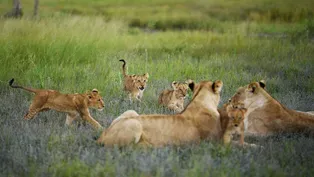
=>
[119,59,149,102]
[158,80,191,113]
[221,103,247,146]
[9,78,104,130]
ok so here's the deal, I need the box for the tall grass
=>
[1,0,314,31]
[0,8,314,177]
[1,16,313,104]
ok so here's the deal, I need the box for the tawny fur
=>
[219,103,247,145]
[158,80,191,113]
[9,78,104,130]
[97,80,223,147]
[111,110,139,126]
[230,80,314,135]
[119,59,149,101]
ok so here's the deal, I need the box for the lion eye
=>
[144,80,146,82]
[98,99,101,101]
[138,80,141,82]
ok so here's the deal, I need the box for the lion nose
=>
[234,124,238,127]
[139,86,145,90]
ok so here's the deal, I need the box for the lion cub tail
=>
[119,59,127,77]
[9,78,37,93]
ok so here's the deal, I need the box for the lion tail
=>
[119,59,127,77]
[9,78,37,93]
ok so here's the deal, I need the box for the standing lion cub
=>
[9,78,104,130]
[119,59,149,102]
[220,103,247,145]
[158,80,191,113]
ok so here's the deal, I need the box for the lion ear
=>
[185,79,193,90]
[144,73,149,78]
[248,82,259,93]
[91,89,99,96]
[259,80,266,89]
[171,81,178,90]
[86,91,93,98]
[212,80,223,94]
[188,81,195,92]
[185,79,193,84]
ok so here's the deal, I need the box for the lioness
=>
[9,78,104,130]
[230,80,314,135]
[119,59,149,101]
[158,80,191,113]
[97,80,223,147]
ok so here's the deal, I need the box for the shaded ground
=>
[1,87,314,177]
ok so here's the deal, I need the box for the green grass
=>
[1,0,314,32]
[1,17,313,101]
[0,0,314,176]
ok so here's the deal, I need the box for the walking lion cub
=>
[119,59,149,101]
[9,78,104,130]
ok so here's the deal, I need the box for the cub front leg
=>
[129,92,141,102]
[135,95,142,102]
[168,103,182,113]
[223,131,232,145]
[80,109,103,130]
[137,91,144,101]
[176,103,184,112]
[239,126,245,146]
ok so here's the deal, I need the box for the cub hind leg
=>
[24,94,48,120]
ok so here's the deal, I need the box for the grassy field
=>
[1,0,314,176]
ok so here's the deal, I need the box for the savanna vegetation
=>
[0,0,314,176]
